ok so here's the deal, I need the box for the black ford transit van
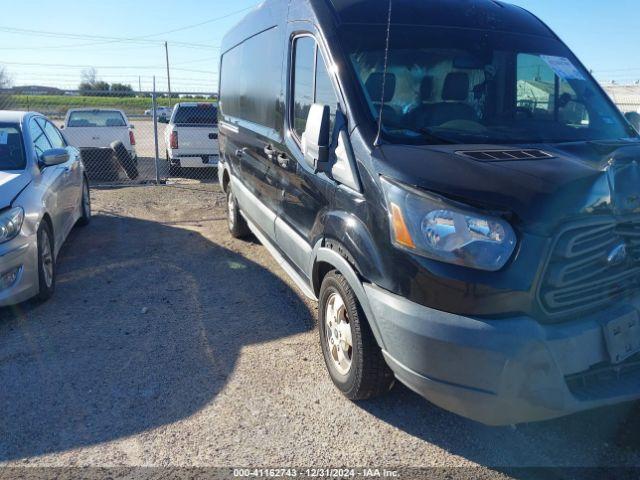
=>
[218,0,640,425]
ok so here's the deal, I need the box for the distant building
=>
[602,84,640,113]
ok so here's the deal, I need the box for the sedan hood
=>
[0,171,31,210]
[376,140,640,236]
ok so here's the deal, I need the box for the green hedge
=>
[1,94,216,117]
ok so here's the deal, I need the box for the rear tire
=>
[319,270,394,400]
[77,177,91,227]
[227,187,250,239]
[167,151,182,177]
[35,221,56,303]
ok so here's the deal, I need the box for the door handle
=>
[277,154,290,169]
[264,145,276,160]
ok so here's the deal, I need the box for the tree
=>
[81,67,98,87]
[110,83,134,96]
[0,66,12,89]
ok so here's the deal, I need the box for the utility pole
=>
[165,41,172,107]
[138,76,142,94]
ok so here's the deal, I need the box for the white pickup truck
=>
[62,109,137,160]
[164,103,219,176]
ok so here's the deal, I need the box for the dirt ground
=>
[2,184,640,475]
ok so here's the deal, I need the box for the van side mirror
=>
[301,104,330,171]
[625,112,640,133]
[41,148,70,167]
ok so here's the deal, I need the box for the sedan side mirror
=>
[41,148,70,167]
[301,103,331,172]
[625,112,640,134]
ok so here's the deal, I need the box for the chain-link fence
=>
[0,86,639,189]
[0,88,219,187]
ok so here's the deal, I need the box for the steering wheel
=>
[515,107,534,119]
[438,119,488,133]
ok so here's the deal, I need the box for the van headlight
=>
[381,177,516,271]
[0,207,24,244]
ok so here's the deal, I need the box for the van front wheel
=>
[319,271,394,400]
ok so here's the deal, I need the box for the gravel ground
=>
[1,184,640,475]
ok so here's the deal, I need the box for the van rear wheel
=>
[319,270,394,400]
[227,187,250,239]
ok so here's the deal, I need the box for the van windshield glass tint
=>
[174,106,218,125]
[68,111,126,128]
[0,124,26,170]
[342,25,637,145]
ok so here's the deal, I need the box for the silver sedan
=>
[0,111,90,306]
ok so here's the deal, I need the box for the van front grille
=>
[539,218,640,319]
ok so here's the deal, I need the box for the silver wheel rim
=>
[325,292,353,375]
[83,182,91,218]
[228,193,236,230]
[41,231,53,288]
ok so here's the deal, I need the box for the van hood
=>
[0,171,31,209]
[376,140,640,236]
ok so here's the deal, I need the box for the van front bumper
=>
[364,284,640,426]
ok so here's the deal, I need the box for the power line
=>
[0,60,217,75]
[0,5,256,51]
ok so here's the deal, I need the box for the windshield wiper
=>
[415,128,457,145]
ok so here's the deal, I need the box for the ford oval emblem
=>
[607,243,628,266]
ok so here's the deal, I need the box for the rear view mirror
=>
[625,112,640,133]
[301,104,331,171]
[41,148,69,167]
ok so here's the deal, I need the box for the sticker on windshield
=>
[540,55,585,81]
[0,131,8,145]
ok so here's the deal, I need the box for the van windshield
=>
[342,25,637,145]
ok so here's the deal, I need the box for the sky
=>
[0,0,638,93]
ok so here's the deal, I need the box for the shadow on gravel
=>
[0,213,313,461]
[360,384,640,472]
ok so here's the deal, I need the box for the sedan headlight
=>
[0,207,24,244]
[381,177,516,271]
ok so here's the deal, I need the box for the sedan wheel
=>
[41,231,53,288]
[78,179,91,226]
[35,221,56,302]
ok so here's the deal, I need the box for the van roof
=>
[221,0,554,55]
[325,0,553,37]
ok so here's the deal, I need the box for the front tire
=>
[227,187,250,239]
[35,221,56,303]
[319,271,394,400]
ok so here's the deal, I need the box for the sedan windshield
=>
[0,124,26,170]
[342,25,637,145]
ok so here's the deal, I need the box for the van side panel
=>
[219,7,288,238]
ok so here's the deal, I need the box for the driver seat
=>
[411,72,478,128]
